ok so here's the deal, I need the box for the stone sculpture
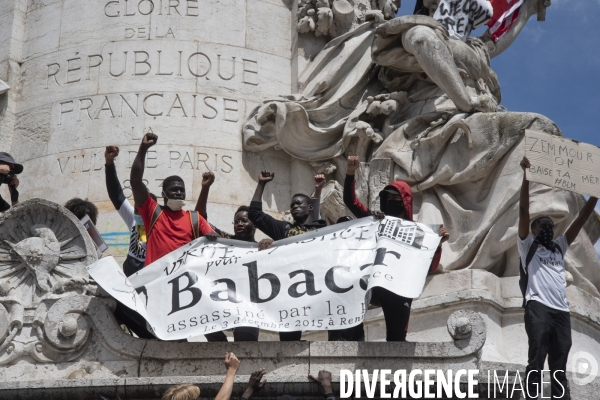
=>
[297,0,399,39]
[0,199,99,365]
[243,0,600,298]
[0,80,8,96]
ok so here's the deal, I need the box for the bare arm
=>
[242,369,267,400]
[252,170,274,203]
[565,197,598,245]
[215,352,240,400]
[518,157,531,240]
[195,171,215,219]
[130,133,157,207]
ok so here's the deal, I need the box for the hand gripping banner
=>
[88,217,441,340]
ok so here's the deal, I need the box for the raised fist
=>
[439,225,449,244]
[202,171,215,188]
[346,156,360,176]
[104,145,120,165]
[141,132,158,148]
[259,170,275,184]
[314,174,326,191]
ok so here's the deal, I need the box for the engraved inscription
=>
[46,49,258,86]
[104,0,199,17]
[56,93,242,125]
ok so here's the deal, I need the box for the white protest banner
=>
[88,217,441,341]
[525,130,600,197]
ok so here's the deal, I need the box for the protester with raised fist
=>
[518,156,597,400]
[343,156,449,341]
[104,145,158,277]
[0,152,22,212]
[248,170,327,341]
[102,145,157,339]
[193,171,260,342]
[130,133,217,267]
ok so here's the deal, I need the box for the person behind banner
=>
[161,352,241,400]
[130,133,218,267]
[518,157,598,400]
[327,215,366,342]
[130,133,223,341]
[104,145,157,339]
[344,156,449,341]
[65,197,98,225]
[248,171,327,341]
[193,171,260,342]
[105,145,158,277]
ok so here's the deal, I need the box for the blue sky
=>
[398,0,600,252]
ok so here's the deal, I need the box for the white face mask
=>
[163,192,186,211]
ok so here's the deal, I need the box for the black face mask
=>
[535,226,557,252]
[384,200,405,217]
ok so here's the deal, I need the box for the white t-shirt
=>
[433,0,494,42]
[117,199,147,263]
[517,234,570,312]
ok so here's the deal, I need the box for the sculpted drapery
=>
[242,3,600,297]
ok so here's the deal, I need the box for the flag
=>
[487,0,524,42]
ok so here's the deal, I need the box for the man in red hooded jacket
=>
[344,156,449,341]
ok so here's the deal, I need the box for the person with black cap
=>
[0,152,23,212]
[344,156,449,341]
[129,133,218,267]
[518,156,597,400]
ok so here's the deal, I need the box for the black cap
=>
[378,187,399,198]
[0,152,23,174]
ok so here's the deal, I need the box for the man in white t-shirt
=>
[518,157,598,400]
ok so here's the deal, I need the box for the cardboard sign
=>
[525,130,600,197]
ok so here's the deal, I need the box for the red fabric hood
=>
[380,181,413,221]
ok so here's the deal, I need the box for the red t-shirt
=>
[137,194,214,266]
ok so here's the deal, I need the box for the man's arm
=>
[565,197,599,245]
[215,352,240,400]
[105,146,128,210]
[130,133,157,207]
[241,369,267,400]
[248,201,290,241]
[248,170,290,240]
[518,157,531,240]
[343,156,370,218]
[252,170,274,203]
[429,226,449,274]
[309,174,326,223]
[195,171,215,219]
[309,370,335,399]
[8,176,18,206]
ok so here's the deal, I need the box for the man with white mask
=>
[130,133,217,267]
